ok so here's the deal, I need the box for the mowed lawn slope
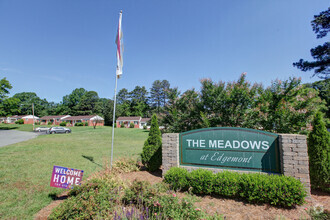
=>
[0,126,148,219]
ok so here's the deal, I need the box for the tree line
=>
[0,74,328,133]
[0,78,173,126]
[161,74,328,134]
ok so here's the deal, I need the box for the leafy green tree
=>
[129,86,149,117]
[0,77,12,101]
[0,77,15,116]
[200,73,261,128]
[256,78,323,133]
[141,114,162,171]
[293,8,329,79]
[0,97,20,116]
[117,88,129,105]
[305,79,330,124]
[62,88,87,115]
[76,91,100,115]
[307,112,330,191]
[162,88,202,132]
[13,92,49,116]
[98,98,114,126]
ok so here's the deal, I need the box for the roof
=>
[65,115,104,120]
[116,116,141,121]
[40,115,70,120]
[9,115,27,119]
[22,115,39,119]
[141,118,151,122]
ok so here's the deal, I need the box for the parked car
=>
[49,127,71,134]
[35,127,50,132]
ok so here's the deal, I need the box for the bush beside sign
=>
[180,127,280,173]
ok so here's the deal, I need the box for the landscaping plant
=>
[15,119,24,124]
[307,112,330,192]
[49,172,223,219]
[164,167,307,208]
[141,114,162,171]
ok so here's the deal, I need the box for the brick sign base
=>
[162,133,311,196]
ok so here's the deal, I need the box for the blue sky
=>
[0,0,328,102]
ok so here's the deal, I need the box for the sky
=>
[0,0,329,103]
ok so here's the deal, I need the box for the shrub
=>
[48,121,52,125]
[141,114,162,171]
[15,119,24,124]
[308,112,330,192]
[59,121,67,126]
[143,125,147,129]
[114,123,117,128]
[129,122,134,128]
[164,167,189,191]
[120,123,125,128]
[35,121,40,125]
[84,121,88,126]
[213,171,240,197]
[75,122,84,126]
[49,176,122,219]
[188,169,214,194]
[164,167,307,207]
[49,169,222,220]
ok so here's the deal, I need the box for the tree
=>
[117,88,129,105]
[91,115,103,129]
[13,92,49,116]
[307,112,330,191]
[256,78,323,133]
[200,73,261,128]
[293,8,330,79]
[0,97,20,116]
[141,114,162,171]
[0,77,12,101]
[98,98,114,126]
[129,86,149,117]
[0,77,16,116]
[150,80,170,113]
[76,91,100,115]
[62,88,87,115]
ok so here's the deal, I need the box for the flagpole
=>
[111,10,123,170]
[110,75,118,170]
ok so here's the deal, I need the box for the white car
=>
[35,127,50,132]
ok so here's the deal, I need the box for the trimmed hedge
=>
[164,167,307,207]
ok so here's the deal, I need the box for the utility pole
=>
[32,103,35,131]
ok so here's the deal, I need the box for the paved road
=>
[0,130,39,147]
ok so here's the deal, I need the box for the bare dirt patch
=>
[35,170,330,220]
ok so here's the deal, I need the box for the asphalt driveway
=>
[0,130,39,147]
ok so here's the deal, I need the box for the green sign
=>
[180,127,280,173]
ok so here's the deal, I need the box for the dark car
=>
[49,127,71,134]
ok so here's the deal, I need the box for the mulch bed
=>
[35,170,330,220]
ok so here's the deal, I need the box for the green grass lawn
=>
[0,125,148,219]
[0,123,37,131]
